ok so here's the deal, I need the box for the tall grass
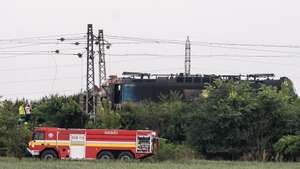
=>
[0,158,299,169]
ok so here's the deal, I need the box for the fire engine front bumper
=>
[26,148,40,156]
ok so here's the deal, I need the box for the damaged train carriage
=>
[105,72,292,105]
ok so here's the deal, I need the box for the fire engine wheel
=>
[97,151,114,160]
[40,150,58,160]
[118,151,134,160]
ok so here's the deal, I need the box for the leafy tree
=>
[118,91,186,143]
[186,80,298,160]
[0,100,30,157]
[32,95,88,128]
[98,100,121,129]
[186,81,253,159]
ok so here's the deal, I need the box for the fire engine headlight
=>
[29,141,35,148]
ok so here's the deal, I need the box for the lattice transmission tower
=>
[85,24,110,122]
[98,29,106,86]
[86,24,96,122]
[185,36,191,76]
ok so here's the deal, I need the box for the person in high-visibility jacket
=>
[19,104,25,121]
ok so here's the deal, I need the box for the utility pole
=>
[185,36,191,76]
[86,24,96,122]
[98,29,106,86]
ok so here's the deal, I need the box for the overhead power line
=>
[104,34,300,55]
[0,76,83,85]
[0,33,85,42]
[0,52,84,59]
[1,89,81,97]
[1,50,299,60]
[206,42,300,49]
[0,47,85,53]
[0,64,81,72]
[203,45,300,55]
[2,33,300,56]
[0,52,76,56]
[2,33,300,49]
[105,34,300,49]
[0,41,86,50]
[107,53,300,58]
[0,43,49,50]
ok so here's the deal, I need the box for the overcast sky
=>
[0,0,300,100]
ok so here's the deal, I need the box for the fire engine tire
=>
[97,151,114,160]
[40,150,58,160]
[118,151,134,160]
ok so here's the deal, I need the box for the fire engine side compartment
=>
[57,129,86,159]
[56,130,70,159]
[85,129,137,159]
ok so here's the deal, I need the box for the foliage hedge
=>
[150,140,198,161]
[0,80,300,161]
[274,135,300,161]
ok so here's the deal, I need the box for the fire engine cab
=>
[27,127,159,160]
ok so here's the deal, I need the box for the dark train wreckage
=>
[96,72,293,106]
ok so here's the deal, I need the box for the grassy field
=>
[0,158,299,169]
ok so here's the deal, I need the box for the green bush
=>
[274,135,300,161]
[151,140,198,161]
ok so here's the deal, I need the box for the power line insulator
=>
[77,53,82,58]
[95,41,99,45]
[54,50,60,54]
[74,42,80,45]
[106,43,111,49]
[58,37,65,42]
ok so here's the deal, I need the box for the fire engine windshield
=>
[137,136,151,153]
[32,132,45,140]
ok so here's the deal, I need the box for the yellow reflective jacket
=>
[19,105,25,116]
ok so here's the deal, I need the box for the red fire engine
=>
[27,127,159,160]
